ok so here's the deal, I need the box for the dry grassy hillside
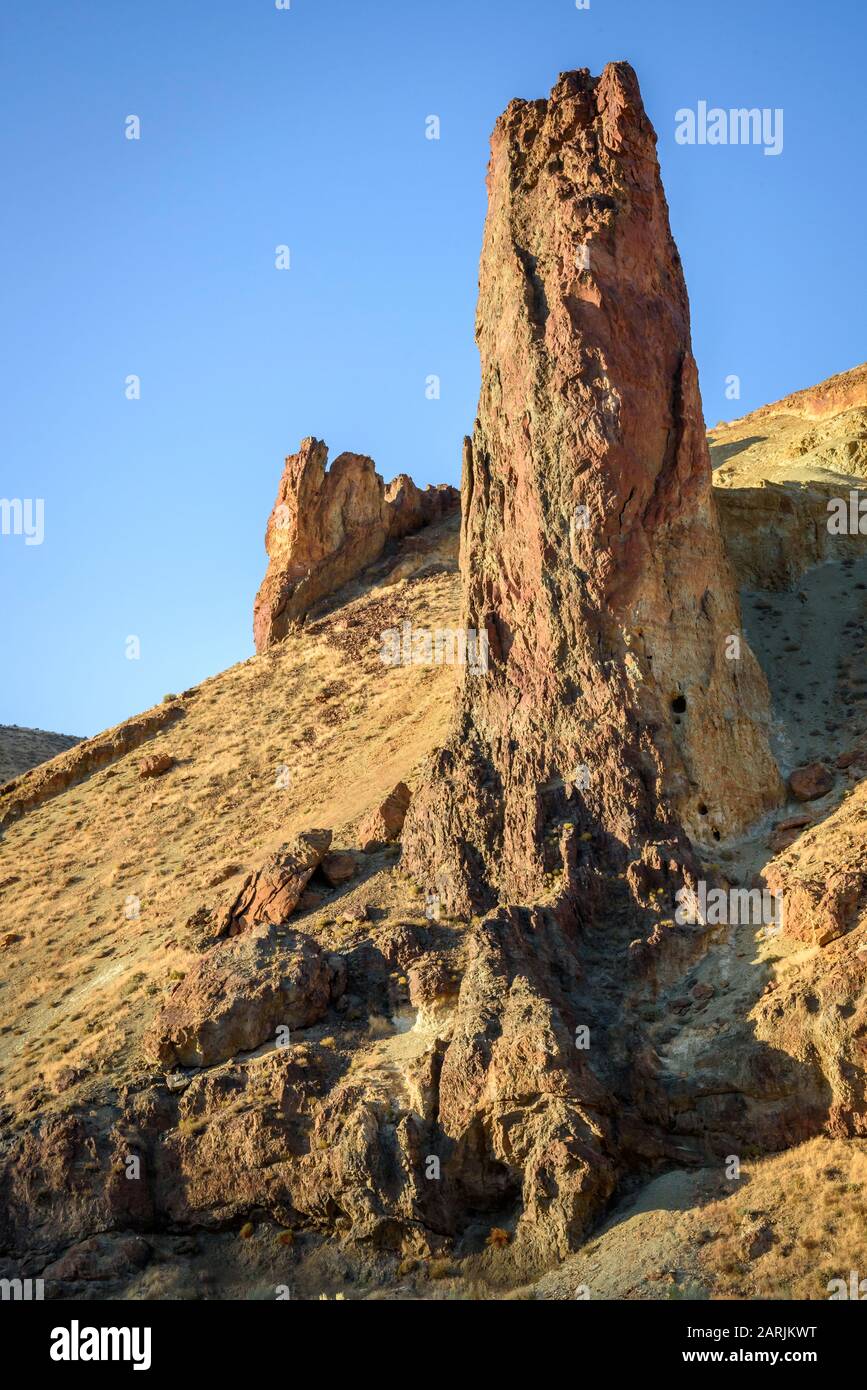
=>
[0,533,460,1124]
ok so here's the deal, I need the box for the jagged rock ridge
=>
[253,438,458,651]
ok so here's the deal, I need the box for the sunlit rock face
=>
[404,63,781,917]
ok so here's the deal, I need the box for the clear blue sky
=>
[2,0,865,737]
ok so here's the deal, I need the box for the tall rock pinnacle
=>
[403,64,781,916]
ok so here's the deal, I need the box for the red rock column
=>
[403,64,781,916]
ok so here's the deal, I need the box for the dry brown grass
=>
[698,1139,867,1300]
[0,563,460,1121]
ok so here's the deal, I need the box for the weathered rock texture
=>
[253,439,459,651]
[216,829,333,935]
[358,782,411,851]
[403,63,781,917]
[714,482,867,591]
[143,927,339,1068]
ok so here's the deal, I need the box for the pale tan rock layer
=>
[711,360,867,589]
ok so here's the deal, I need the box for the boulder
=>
[143,926,335,1067]
[320,851,359,887]
[139,753,175,779]
[359,783,411,851]
[788,763,834,802]
[836,747,866,770]
[218,829,332,935]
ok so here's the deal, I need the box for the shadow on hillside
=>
[709,433,767,467]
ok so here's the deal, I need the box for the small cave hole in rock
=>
[712,829,721,841]
[671,694,687,714]
[697,802,708,816]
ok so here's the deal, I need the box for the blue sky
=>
[2,0,865,737]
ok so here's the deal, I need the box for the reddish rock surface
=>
[253,439,458,651]
[139,753,175,779]
[143,926,338,1068]
[358,781,411,850]
[384,476,459,539]
[218,829,332,934]
[734,360,867,428]
[776,813,815,832]
[403,63,781,918]
[788,762,834,801]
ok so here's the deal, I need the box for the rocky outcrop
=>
[143,926,339,1068]
[710,362,867,590]
[403,63,781,919]
[216,830,333,935]
[253,441,388,651]
[765,780,867,953]
[757,785,867,1135]
[720,361,867,430]
[358,782,411,851]
[714,481,867,591]
[253,439,459,651]
[385,476,459,539]
[431,908,617,1262]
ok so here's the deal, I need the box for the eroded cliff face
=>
[403,64,781,918]
[711,363,867,589]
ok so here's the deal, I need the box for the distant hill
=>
[0,724,81,785]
